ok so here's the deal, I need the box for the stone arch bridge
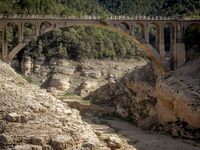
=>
[0,15,199,75]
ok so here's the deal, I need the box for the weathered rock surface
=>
[155,58,200,138]
[48,73,70,91]
[86,63,157,126]
[21,56,32,76]
[0,60,103,149]
[86,58,200,139]
[52,66,75,75]
[76,80,98,96]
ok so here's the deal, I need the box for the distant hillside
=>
[0,0,106,15]
[98,0,200,17]
[0,0,199,17]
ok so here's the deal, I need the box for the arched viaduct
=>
[0,15,199,75]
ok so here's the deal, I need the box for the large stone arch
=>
[7,22,165,75]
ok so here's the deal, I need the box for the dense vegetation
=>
[24,27,145,60]
[0,0,199,17]
[98,0,200,17]
[0,0,106,16]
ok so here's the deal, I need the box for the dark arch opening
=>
[40,21,52,34]
[133,23,144,41]
[164,23,174,61]
[7,23,19,52]
[164,24,171,52]
[24,23,34,38]
[185,23,200,61]
[149,24,159,50]
[118,22,130,33]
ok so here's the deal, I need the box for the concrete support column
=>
[2,23,8,62]
[19,22,24,42]
[130,23,135,37]
[159,23,165,60]
[175,23,186,68]
[170,23,177,70]
[35,22,40,37]
[144,23,149,43]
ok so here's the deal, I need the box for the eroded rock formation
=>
[0,60,105,149]
[86,58,200,139]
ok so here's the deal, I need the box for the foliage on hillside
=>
[24,26,145,60]
[98,0,200,17]
[0,0,199,17]
[0,0,106,16]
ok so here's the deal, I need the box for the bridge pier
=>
[158,23,165,60]
[18,22,24,42]
[174,23,186,68]
[1,23,8,62]
[144,23,149,43]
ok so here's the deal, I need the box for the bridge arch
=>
[185,23,200,61]
[24,22,34,37]
[6,22,165,75]
[40,21,53,34]
[119,22,131,30]
[133,22,145,41]
[149,22,160,51]
[6,23,19,52]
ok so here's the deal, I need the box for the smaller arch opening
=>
[149,24,159,50]
[118,22,130,33]
[133,23,144,41]
[24,23,34,38]
[7,23,19,52]
[40,21,52,34]
[185,23,200,61]
[164,23,175,59]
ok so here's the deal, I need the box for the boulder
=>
[0,134,13,146]
[5,113,21,123]
[48,74,70,91]
[27,136,46,146]
[21,56,32,76]
[52,66,75,75]
[88,71,102,79]
[107,135,123,149]
[14,144,42,150]
[50,135,74,150]
[81,70,102,79]
[33,57,46,66]
[57,59,70,66]
[76,80,98,96]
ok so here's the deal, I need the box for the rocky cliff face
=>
[86,58,200,139]
[155,57,200,138]
[86,63,158,128]
[0,61,105,150]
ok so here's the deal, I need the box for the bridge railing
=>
[0,14,198,20]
